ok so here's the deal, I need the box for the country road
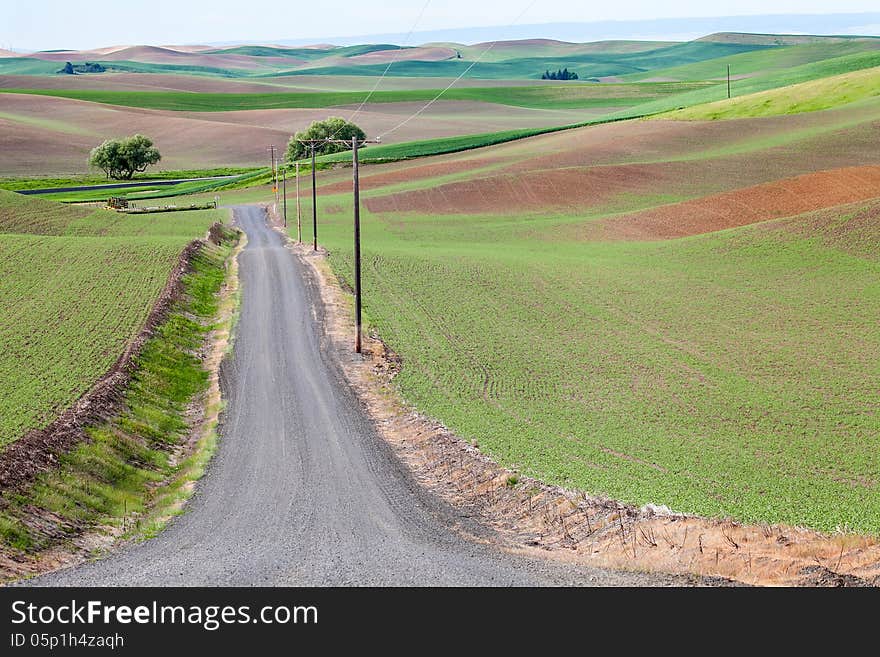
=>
[30,206,689,586]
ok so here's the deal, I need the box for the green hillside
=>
[662,65,880,120]
[625,39,880,82]
[287,42,772,79]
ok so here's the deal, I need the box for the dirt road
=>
[31,206,690,586]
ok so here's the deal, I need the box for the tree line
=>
[541,68,579,80]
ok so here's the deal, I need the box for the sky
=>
[4,1,880,51]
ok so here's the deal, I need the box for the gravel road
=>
[30,206,692,586]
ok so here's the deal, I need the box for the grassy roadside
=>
[0,226,241,577]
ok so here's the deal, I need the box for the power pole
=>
[282,168,288,228]
[295,161,302,243]
[311,144,317,251]
[325,136,380,353]
[296,139,326,251]
[727,65,731,99]
[267,145,278,205]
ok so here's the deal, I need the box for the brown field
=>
[0,93,586,175]
[360,99,880,217]
[584,165,880,240]
[0,73,558,93]
[365,161,694,214]
[0,73,305,93]
[30,45,296,71]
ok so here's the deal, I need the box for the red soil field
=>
[321,158,508,195]
[365,161,693,214]
[579,165,880,240]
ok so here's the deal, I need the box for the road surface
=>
[32,206,688,586]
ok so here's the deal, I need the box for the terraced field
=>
[0,191,226,448]
[294,101,880,533]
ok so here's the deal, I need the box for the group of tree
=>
[285,117,366,162]
[58,61,106,75]
[541,68,579,80]
[89,134,161,179]
[86,118,367,182]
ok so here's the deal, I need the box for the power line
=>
[377,0,538,140]
[344,0,432,128]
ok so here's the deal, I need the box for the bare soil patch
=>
[584,165,880,240]
[365,161,690,214]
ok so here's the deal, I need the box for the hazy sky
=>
[4,1,880,50]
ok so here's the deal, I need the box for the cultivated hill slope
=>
[661,65,880,119]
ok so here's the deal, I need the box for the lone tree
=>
[286,117,366,162]
[89,134,161,179]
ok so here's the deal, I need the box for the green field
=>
[0,40,771,81]
[607,49,880,120]
[0,190,227,448]
[0,231,236,555]
[0,168,258,192]
[287,42,771,79]
[0,82,706,112]
[661,66,880,120]
[287,118,880,534]
[624,39,880,81]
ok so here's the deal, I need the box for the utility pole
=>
[727,65,731,99]
[325,135,380,353]
[296,139,326,251]
[311,144,317,251]
[267,145,278,205]
[282,168,288,228]
[295,161,302,243]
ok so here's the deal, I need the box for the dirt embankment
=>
[276,206,880,586]
[0,224,240,581]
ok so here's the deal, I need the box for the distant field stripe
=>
[0,82,707,112]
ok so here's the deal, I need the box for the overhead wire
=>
[345,0,432,127]
[322,0,432,145]
[376,0,538,140]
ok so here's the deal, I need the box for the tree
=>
[541,67,578,80]
[286,117,367,162]
[58,61,74,75]
[89,134,161,179]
